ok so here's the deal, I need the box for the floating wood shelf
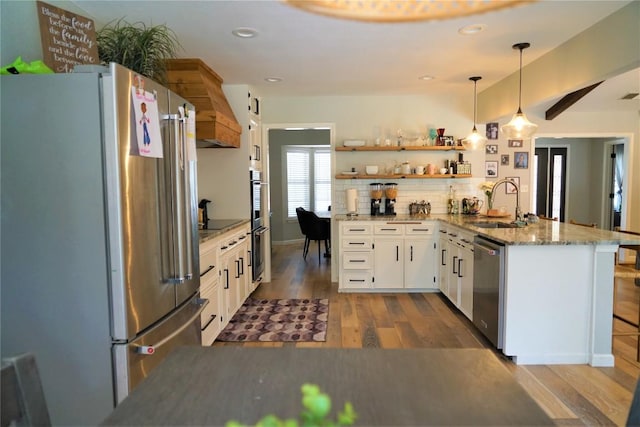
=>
[335,173,472,179]
[335,146,465,152]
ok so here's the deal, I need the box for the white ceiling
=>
[74,0,638,113]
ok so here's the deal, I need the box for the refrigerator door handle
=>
[165,113,186,284]
[135,298,209,355]
[179,115,194,280]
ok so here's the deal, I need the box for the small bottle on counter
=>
[447,185,454,214]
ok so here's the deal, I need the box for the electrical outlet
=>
[521,184,529,193]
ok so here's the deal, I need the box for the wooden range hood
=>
[165,58,242,148]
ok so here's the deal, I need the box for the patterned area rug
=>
[217,298,329,342]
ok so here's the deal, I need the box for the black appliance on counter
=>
[250,170,267,282]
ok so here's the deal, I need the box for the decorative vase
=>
[486,194,493,211]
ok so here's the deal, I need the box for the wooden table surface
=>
[102,347,552,426]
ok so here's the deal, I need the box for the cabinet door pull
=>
[349,279,366,283]
[200,265,215,277]
[350,259,366,263]
[441,249,447,266]
[349,228,366,232]
[239,257,244,275]
[452,256,458,274]
[349,242,365,245]
[201,314,217,331]
[410,246,414,262]
[458,258,463,278]
[235,260,241,278]
[224,269,230,289]
[396,246,399,261]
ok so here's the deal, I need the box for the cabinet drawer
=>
[342,271,372,289]
[201,283,221,346]
[342,223,372,235]
[405,223,434,235]
[342,237,372,250]
[199,247,218,278]
[342,252,373,269]
[374,224,403,235]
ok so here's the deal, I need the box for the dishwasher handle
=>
[474,242,499,256]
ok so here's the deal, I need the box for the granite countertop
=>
[102,347,553,426]
[334,214,640,246]
[198,219,250,244]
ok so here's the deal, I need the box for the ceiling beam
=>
[545,81,604,120]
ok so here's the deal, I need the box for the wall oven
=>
[250,170,267,281]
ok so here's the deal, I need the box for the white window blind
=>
[285,146,331,217]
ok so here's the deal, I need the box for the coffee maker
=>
[369,183,383,216]
[384,183,398,216]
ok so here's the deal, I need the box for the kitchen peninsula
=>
[336,214,640,367]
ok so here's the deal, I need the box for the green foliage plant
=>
[96,19,181,84]
[226,383,357,427]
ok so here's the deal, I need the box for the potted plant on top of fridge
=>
[96,19,181,85]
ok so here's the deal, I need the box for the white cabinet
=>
[199,237,223,346]
[440,225,474,320]
[339,220,437,291]
[339,222,374,289]
[219,226,251,320]
[249,116,262,171]
[405,238,437,289]
[199,223,251,343]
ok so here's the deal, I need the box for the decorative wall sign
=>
[36,1,99,73]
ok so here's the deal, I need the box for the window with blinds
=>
[285,146,331,217]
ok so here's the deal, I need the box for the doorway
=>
[533,147,567,222]
[532,135,631,230]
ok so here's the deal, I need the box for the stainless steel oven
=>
[250,171,267,281]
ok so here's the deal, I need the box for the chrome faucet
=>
[490,178,524,222]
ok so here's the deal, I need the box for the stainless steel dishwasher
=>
[472,236,505,349]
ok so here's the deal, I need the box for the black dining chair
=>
[295,207,330,263]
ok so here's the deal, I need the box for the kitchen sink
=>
[470,221,519,229]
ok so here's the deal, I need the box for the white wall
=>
[263,94,501,215]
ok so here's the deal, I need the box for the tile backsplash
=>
[333,178,485,215]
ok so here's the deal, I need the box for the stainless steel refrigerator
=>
[0,63,204,425]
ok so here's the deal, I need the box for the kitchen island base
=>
[503,244,616,367]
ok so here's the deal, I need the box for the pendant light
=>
[462,76,487,151]
[500,42,538,139]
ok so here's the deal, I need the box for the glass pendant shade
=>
[462,76,486,151]
[500,42,537,140]
[501,108,538,139]
[463,126,486,151]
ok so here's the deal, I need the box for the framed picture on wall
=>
[508,139,523,148]
[485,161,498,178]
[514,152,529,169]
[486,123,499,140]
[505,177,520,194]
[501,154,510,165]
[486,144,498,154]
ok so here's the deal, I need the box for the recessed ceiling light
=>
[418,75,435,81]
[232,27,258,38]
[264,77,282,83]
[458,24,486,35]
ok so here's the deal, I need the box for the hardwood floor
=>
[214,242,640,426]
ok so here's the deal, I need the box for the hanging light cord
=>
[473,79,478,129]
[512,42,530,114]
[517,46,523,112]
